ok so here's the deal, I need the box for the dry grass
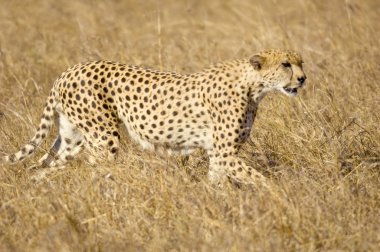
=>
[0,0,379,251]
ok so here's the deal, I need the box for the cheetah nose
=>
[297,76,306,85]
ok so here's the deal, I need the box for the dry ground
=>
[0,0,379,251]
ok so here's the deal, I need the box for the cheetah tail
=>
[3,89,57,164]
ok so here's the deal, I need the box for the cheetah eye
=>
[282,62,291,68]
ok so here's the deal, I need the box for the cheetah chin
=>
[282,87,299,96]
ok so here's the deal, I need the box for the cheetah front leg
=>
[208,147,289,208]
[207,110,270,188]
[208,148,269,188]
[206,97,269,187]
[207,127,288,204]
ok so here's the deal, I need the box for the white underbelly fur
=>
[123,121,213,156]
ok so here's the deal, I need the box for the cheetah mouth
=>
[283,87,298,96]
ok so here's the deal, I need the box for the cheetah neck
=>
[242,68,268,104]
[249,82,269,104]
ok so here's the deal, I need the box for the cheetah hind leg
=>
[39,113,85,167]
[32,114,85,181]
[84,132,120,165]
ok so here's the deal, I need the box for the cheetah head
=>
[250,49,306,97]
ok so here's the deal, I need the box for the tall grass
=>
[0,0,379,251]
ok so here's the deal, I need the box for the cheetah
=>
[3,49,306,185]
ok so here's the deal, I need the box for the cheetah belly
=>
[124,123,156,151]
[122,119,213,155]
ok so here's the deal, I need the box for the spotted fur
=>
[3,49,306,184]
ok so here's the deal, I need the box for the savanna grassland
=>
[0,0,379,251]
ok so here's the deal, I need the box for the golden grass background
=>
[0,0,379,251]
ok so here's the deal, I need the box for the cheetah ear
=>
[249,55,265,70]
